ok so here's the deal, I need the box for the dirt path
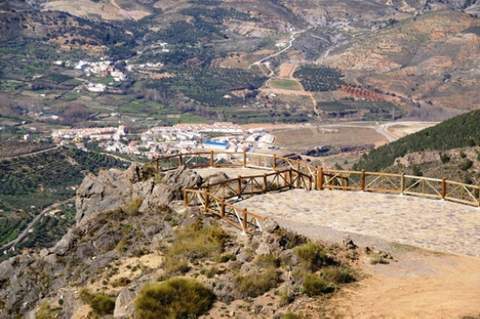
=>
[331,251,480,318]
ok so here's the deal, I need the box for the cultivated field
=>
[273,125,386,152]
[268,78,303,91]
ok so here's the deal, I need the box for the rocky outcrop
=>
[75,165,202,224]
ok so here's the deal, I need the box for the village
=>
[51,122,278,159]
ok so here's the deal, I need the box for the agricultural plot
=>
[268,79,303,91]
[294,65,344,92]
[0,148,128,249]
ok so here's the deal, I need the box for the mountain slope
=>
[354,110,480,171]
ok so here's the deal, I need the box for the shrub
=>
[215,253,236,263]
[368,253,390,265]
[440,152,450,164]
[168,222,229,260]
[111,277,131,288]
[123,197,143,216]
[254,254,279,268]
[236,269,280,298]
[275,228,306,249]
[302,274,335,296]
[134,277,215,319]
[320,266,356,284]
[79,289,115,316]
[459,159,473,171]
[163,256,191,276]
[281,313,302,319]
[36,302,61,319]
[294,242,335,271]
[278,287,295,306]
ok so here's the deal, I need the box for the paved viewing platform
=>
[236,189,480,256]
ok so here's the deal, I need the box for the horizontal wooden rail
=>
[184,189,267,233]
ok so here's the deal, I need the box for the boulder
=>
[139,184,175,213]
[114,288,136,319]
[163,166,203,198]
[203,172,230,185]
[51,229,75,256]
[75,169,134,224]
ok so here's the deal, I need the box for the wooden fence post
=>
[209,150,214,167]
[238,176,242,197]
[441,178,447,199]
[263,174,268,193]
[242,209,248,233]
[184,190,189,207]
[220,199,225,218]
[204,190,210,213]
[289,169,294,189]
[243,151,247,168]
[361,170,366,192]
[178,154,183,167]
[308,175,313,191]
[400,173,405,195]
[296,163,301,188]
[319,167,324,191]
[273,154,277,170]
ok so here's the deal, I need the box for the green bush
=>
[459,159,473,171]
[236,269,280,298]
[167,222,229,260]
[302,274,335,296]
[122,197,143,216]
[320,266,356,284]
[163,256,191,276]
[36,302,61,319]
[294,242,335,271]
[440,153,450,164]
[134,277,215,319]
[79,289,115,316]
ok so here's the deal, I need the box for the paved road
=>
[1,145,60,161]
[237,189,480,256]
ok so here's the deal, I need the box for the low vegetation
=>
[35,302,61,319]
[302,274,336,296]
[294,242,336,271]
[294,65,344,92]
[79,289,115,316]
[134,277,215,319]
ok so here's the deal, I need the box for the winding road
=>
[0,198,75,252]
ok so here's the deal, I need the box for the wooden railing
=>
[184,189,268,234]
[154,151,480,208]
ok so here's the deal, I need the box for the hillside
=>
[1,0,480,128]
[0,164,360,318]
[323,10,480,118]
[354,110,480,172]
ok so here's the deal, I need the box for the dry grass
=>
[135,277,215,319]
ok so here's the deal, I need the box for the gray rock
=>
[255,242,272,255]
[139,184,175,213]
[203,172,230,185]
[75,169,133,224]
[114,288,136,319]
[51,229,75,256]
[262,219,279,233]
[163,166,203,198]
